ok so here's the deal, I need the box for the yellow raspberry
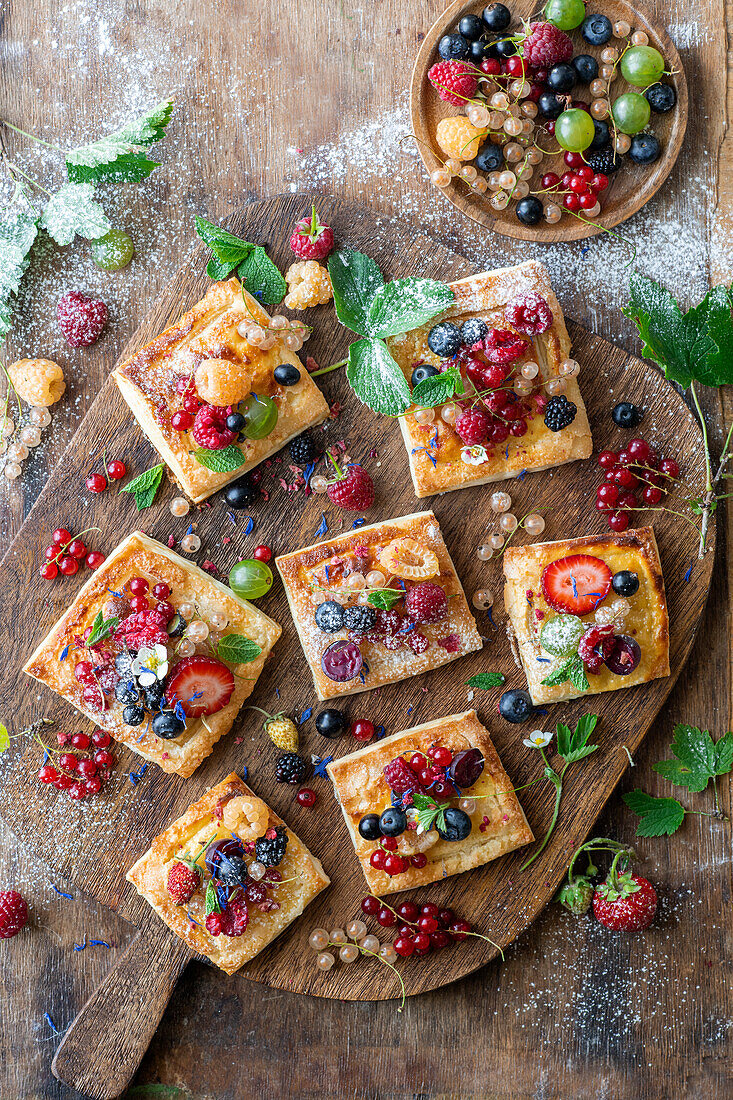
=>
[265,716,299,752]
[284,261,333,309]
[435,117,483,161]
[195,357,254,406]
[7,358,66,407]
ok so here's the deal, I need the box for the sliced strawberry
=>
[541,554,612,616]
[165,656,235,716]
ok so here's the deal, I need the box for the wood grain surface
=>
[0,0,730,1098]
[411,0,688,242]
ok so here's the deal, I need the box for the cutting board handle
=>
[51,918,193,1099]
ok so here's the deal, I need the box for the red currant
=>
[71,732,91,750]
[361,895,380,916]
[438,909,455,927]
[129,577,149,595]
[152,583,171,599]
[171,410,195,431]
[510,419,528,437]
[59,556,79,575]
[52,528,72,545]
[408,752,428,772]
[59,752,79,772]
[351,719,375,742]
[579,193,596,209]
[431,779,454,799]
[107,460,126,479]
[450,919,472,941]
[418,767,433,786]
[608,511,630,532]
[377,906,396,927]
[45,545,59,560]
[252,544,272,563]
[296,787,316,808]
[660,458,680,478]
[86,473,107,493]
[77,758,97,778]
[92,729,112,747]
[69,783,86,800]
[94,749,115,768]
[68,539,87,559]
[597,483,619,504]
[617,491,638,510]
[39,765,58,783]
[568,175,588,194]
[591,173,609,191]
[643,485,663,504]
[480,57,502,75]
[412,932,430,952]
[129,595,149,613]
[383,854,405,876]
[396,901,419,922]
[597,450,618,469]
[505,55,526,76]
[411,853,428,868]
[393,936,415,957]
[612,467,639,489]
[370,849,387,870]
[563,193,581,212]
[40,562,58,580]
[541,172,560,190]
[418,915,439,933]
[430,930,451,950]
[627,438,651,463]
[84,777,102,795]
[421,903,440,919]
[74,662,94,683]
[432,746,453,766]
[86,551,105,570]
[381,837,398,852]
[577,165,594,181]
[182,394,200,415]
[155,600,175,620]
[564,151,584,168]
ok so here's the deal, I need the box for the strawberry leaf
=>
[622,789,686,837]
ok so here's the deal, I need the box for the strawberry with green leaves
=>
[592,848,658,932]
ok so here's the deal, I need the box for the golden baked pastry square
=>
[113,277,330,503]
[275,509,482,701]
[23,532,281,778]
[127,772,330,975]
[503,526,670,705]
[327,710,533,897]
[387,260,592,497]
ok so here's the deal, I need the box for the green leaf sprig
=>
[86,611,120,648]
[192,445,246,473]
[120,463,165,510]
[465,673,506,690]
[541,654,589,693]
[365,588,404,611]
[217,634,262,665]
[411,790,450,834]
[327,249,455,416]
[194,217,287,304]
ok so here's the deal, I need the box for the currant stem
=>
[0,119,60,149]
[309,358,347,378]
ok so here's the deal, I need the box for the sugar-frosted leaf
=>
[623,789,685,837]
[40,183,111,246]
[366,278,454,338]
[652,723,715,792]
[623,272,717,389]
[328,249,384,337]
[346,337,411,416]
[695,286,733,387]
[192,445,246,472]
[66,99,173,185]
[0,210,38,298]
[114,99,174,146]
[237,246,286,305]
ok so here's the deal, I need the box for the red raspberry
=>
[505,293,553,335]
[455,407,490,445]
[219,898,249,937]
[289,206,335,260]
[114,608,169,649]
[427,60,479,107]
[205,912,224,936]
[405,582,448,624]
[57,291,108,347]
[192,405,236,450]
[383,756,420,794]
[0,890,28,938]
[326,464,375,511]
[480,329,529,365]
[167,861,201,904]
[406,631,430,654]
[375,609,402,635]
[438,633,461,652]
[522,21,573,67]
[381,633,404,650]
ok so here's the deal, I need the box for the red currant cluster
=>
[86,458,126,494]
[41,527,106,580]
[361,896,472,957]
[541,157,609,213]
[127,576,173,615]
[369,840,428,878]
[596,438,680,531]
[38,728,116,800]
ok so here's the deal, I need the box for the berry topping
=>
[152,712,186,739]
[320,639,363,682]
[603,634,641,676]
[290,431,323,466]
[383,756,421,795]
[427,59,479,106]
[522,21,573,67]
[359,813,382,840]
[167,861,201,904]
[191,405,237,450]
[541,554,613,615]
[577,623,616,673]
[498,688,534,724]
[275,752,307,785]
[544,394,577,431]
[255,824,289,866]
[289,206,335,260]
[165,656,235,716]
[436,806,472,842]
[612,570,640,597]
[326,463,375,511]
[455,406,490,445]
[343,605,377,633]
[612,401,644,429]
[505,293,553,335]
[411,363,440,387]
[114,608,169,649]
[0,890,29,938]
[427,321,462,357]
[478,328,529,364]
[447,747,485,788]
[404,581,448,624]
[314,599,345,633]
[57,291,108,347]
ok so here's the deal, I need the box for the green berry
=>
[540,614,585,656]
[619,45,665,89]
[611,92,651,134]
[241,393,278,439]
[229,559,273,599]
[555,108,596,152]
[91,229,134,271]
[544,0,586,30]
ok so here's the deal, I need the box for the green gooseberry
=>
[555,108,596,152]
[619,45,665,89]
[540,614,585,657]
[544,0,586,31]
[229,559,273,600]
[611,92,651,134]
[241,393,278,439]
[91,228,134,271]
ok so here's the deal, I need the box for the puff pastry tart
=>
[275,510,482,700]
[113,278,330,503]
[127,772,330,974]
[23,532,281,777]
[503,526,670,705]
[386,260,592,497]
[327,710,533,896]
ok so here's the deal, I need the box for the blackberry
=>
[586,145,621,174]
[476,142,504,173]
[544,395,577,432]
[273,363,301,386]
[461,317,489,345]
[612,401,644,429]
[645,83,676,113]
[343,605,377,633]
[314,599,345,632]
[255,824,289,866]
[152,711,185,739]
[115,679,140,705]
[275,752,307,785]
[411,363,439,388]
[427,321,462,357]
[224,477,257,509]
[289,431,322,466]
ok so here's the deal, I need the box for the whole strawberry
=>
[427,60,479,107]
[248,706,299,751]
[0,889,29,938]
[289,206,335,261]
[57,291,108,348]
[167,861,201,905]
[593,869,657,931]
[522,21,573,67]
[326,461,375,511]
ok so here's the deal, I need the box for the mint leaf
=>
[622,789,686,837]
[120,463,165,511]
[87,611,119,648]
[66,99,173,185]
[346,338,411,416]
[465,673,505,689]
[192,445,246,472]
[366,278,454,339]
[0,724,8,754]
[366,588,403,611]
[217,635,262,664]
[205,880,221,916]
[542,655,578,687]
[411,791,449,834]
[40,183,111,246]
[328,249,384,337]
[206,256,238,281]
[237,246,286,305]
[411,367,462,408]
[623,272,717,389]
[194,216,253,266]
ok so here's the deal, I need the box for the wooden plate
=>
[410,0,688,241]
[0,196,712,1011]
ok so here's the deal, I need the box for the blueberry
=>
[645,83,676,113]
[629,133,661,165]
[436,807,472,842]
[476,142,505,173]
[166,612,186,638]
[224,477,257,509]
[122,704,146,726]
[482,2,511,31]
[494,38,517,58]
[144,682,165,710]
[538,91,565,119]
[427,321,462,357]
[314,599,345,633]
[342,605,377,633]
[461,317,489,345]
[217,854,250,886]
[358,813,382,841]
[572,54,599,83]
[611,401,644,429]
[438,32,470,60]
[273,363,301,386]
[152,711,185,739]
[226,411,246,433]
[115,679,139,705]
[411,363,440,387]
[115,651,136,677]
[379,807,407,837]
[581,13,612,45]
[498,688,534,724]
[459,12,486,39]
[612,570,640,597]
[590,119,610,150]
[315,708,346,737]
[516,197,543,226]
[470,37,495,61]
[547,63,576,93]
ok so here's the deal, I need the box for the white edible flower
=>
[523,729,553,749]
[461,444,489,466]
[131,643,169,687]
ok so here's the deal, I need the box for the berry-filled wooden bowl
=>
[410,0,688,241]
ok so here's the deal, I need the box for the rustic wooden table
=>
[0,1,730,1098]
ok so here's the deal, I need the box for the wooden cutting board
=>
[0,196,714,1097]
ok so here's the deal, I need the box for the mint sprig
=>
[541,654,589,692]
[411,366,464,409]
[217,634,262,664]
[120,463,165,510]
[87,611,119,648]
[192,445,246,472]
[194,217,286,303]
[366,588,403,611]
[411,790,449,834]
